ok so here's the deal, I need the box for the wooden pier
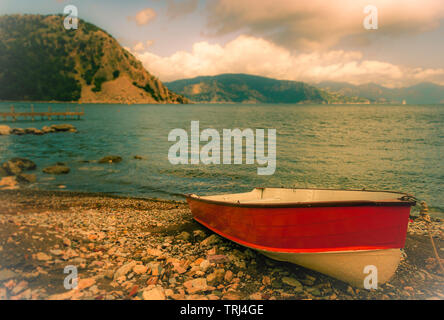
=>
[0,105,84,122]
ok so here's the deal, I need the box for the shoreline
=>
[0,189,443,300]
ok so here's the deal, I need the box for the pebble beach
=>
[0,189,443,300]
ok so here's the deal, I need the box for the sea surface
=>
[1,102,443,217]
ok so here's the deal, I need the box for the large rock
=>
[0,125,11,135]
[25,128,44,135]
[50,124,77,132]
[2,158,37,175]
[16,173,37,184]
[42,126,55,134]
[11,128,25,135]
[0,176,19,190]
[99,155,122,164]
[42,164,70,174]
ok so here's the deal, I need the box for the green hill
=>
[166,74,369,104]
[316,81,444,104]
[0,14,188,104]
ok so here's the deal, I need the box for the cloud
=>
[166,0,199,19]
[133,34,444,87]
[129,8,157,26]
[205,0,444,50]
[133,42,145,52]
[132,40,155,52]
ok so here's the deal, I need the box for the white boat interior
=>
[195,188,407,204]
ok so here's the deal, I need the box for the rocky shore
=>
[0,124,77,136]
[0,155,131,191]
[0,189,443,300]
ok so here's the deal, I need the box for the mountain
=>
[316,81,444,104]
[0,14,188,104]
[165,74,369,104]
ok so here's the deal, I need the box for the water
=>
[1,102,443,217]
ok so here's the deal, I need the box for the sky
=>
[1,0,444,87]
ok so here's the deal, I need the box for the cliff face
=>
[0,14,188,104]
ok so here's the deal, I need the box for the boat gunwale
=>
[185,187,416,208]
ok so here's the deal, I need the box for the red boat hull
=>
[186,198,411,253]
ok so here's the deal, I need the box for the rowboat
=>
[185,188,416,288]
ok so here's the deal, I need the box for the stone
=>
[146,247,163,257]
[282,277,303,291]
[43,164,70,174]
[63,238,72,247]
[114,261,137,280]
[49,249,64,256]
[50,124,76,132]
[183,278,208,294]
[193,229,207,240]
[0,125,11,135]
[262,276,271,286]
[0,176,19,190]
[98,155,122,164]
[222,292,241,300]
[42,126,55,134]
[206,269,225,286]
[128,285,139,297]
[16,173,37,184]
[199,259,210,272]
[2,158,36,175]
[205,273,216,285]
[142,286,166,300]
[148,262,162,276]
[249,292,262,300]
[36,252,51,261]
[0,269,16,281]
[11,128,25,135]
[177,231,191,241]
[172,262,188,274]
[77,278,96,290]
[133,265,148,274]
[25,128,42,135]
[224,270,233,282]
[201,234,221,246]
[207,254,229,264]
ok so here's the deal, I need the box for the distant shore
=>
[0,189,443,300]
